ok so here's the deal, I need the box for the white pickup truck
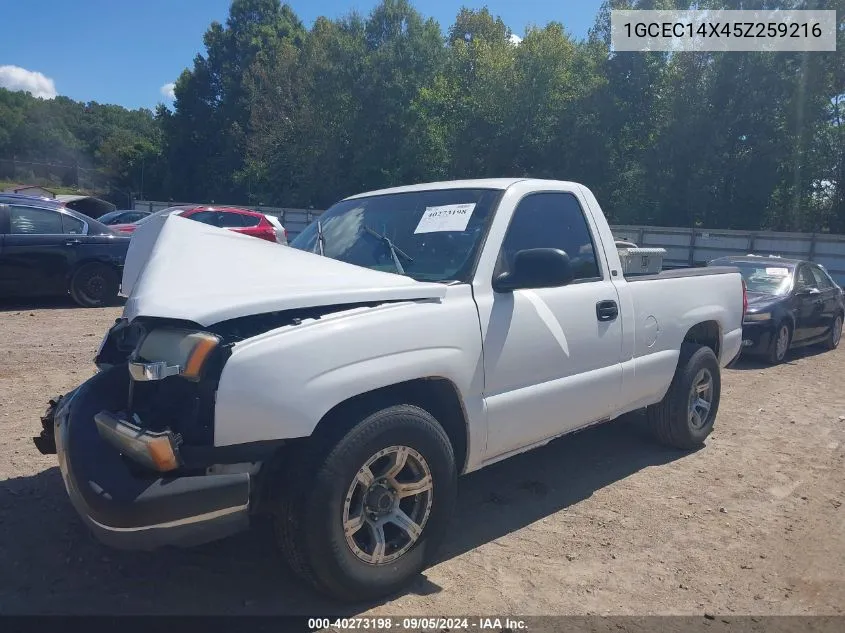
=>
[36,179,744,601]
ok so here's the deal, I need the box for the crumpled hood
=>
[120,214,446,326]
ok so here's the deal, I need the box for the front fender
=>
[212,289,484,447]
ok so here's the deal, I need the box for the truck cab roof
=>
[344,178,585,200]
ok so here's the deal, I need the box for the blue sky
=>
[0,0,602,110]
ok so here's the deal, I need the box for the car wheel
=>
[69,263,119,308]
[766,322,791,365]
[273,404,457,602]
[822,313,843,351]
[646,343,721,450]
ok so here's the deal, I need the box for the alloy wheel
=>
[342,445,434,565]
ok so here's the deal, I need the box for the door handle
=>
[64,239,81,246]
[596,300,619,322]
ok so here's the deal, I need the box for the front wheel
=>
[273,404,457,602]
[646,343,721,450]
[822,313,842,351]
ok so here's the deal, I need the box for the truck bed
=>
[624,265,739,282]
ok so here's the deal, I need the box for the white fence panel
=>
[134,202,845,284]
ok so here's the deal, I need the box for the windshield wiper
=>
[313,220,325,256]
[364,226,413,275]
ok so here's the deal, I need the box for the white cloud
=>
[0,65,57,99]
[509,33,523,45]
[160,82,176,100]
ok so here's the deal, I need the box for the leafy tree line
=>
[2,0,844,232]
[0,88,162,202]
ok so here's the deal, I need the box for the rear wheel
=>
[646,343,721,450]
[822,313,843,351]
[766,322,791,365]
[272,404,457,602]
[69,263,119,307]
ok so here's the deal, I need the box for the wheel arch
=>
[682,320,721,359]
[308,377,470,475]
[65,256,122,287]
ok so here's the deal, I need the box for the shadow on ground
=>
[0,297,125,313]
[727,344,830,371]
[0,414,687,614]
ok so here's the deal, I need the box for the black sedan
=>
[0,194,130,307]
[709,256,844,364]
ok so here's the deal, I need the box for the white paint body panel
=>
[121,179,744,474]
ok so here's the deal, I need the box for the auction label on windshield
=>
[414,203,476,234]
[611,10,836,52]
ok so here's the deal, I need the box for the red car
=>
[111,206,287,244]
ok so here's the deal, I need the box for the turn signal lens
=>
[146,436,180,471]
[183,334,220,380]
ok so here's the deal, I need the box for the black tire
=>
[821,312,843,351]
[765,321,792,365]
[646,343,721,450]
[69,263,119,308]
[272,404,457,602]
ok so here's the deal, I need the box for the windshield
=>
[733,262,794,296]
[290,189,501,283]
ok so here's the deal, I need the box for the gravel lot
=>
[1,301,843,615]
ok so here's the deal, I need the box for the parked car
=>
[96,209,153,226]
[0,193,129,307]
[36,179,744,601]
[709,255,844,364]
[112,205,287,244]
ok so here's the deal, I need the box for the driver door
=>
[476,191,623,460]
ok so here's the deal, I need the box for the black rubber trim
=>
[59,367,250,530]
[625,265,739,282]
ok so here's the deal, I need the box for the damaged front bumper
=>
[48,367,251,550]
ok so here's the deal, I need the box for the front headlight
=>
[131,329,221,382]
[744,312,772,322]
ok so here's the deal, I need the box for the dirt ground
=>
[0,300,843,616]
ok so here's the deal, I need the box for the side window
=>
[796,265,815,289]
[61,214,85,235]
[187,210,220,226]
[811,266,834,290]
[217,212,247,227]
[9,206,63,235]
[236,213,260,227]
[498,192,600,281]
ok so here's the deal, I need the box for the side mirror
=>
[493,248,575,292]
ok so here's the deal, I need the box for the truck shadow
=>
[0,297,125,312]
[0,413,685,614]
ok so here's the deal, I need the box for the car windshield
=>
[290,189,501,283]
[732,262,794,295]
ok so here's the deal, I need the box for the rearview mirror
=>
[493,248,575,292]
